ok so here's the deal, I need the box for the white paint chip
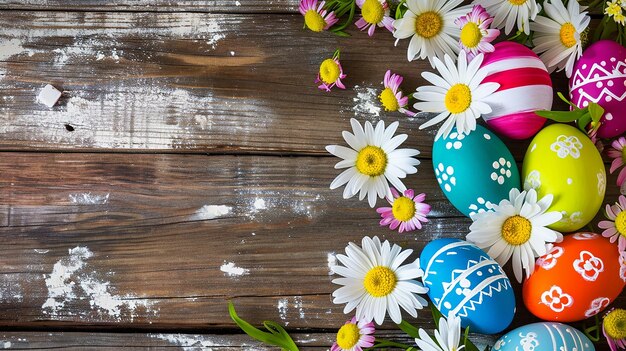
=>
[253,198,266,210]
[150,334,216,351]
[42,246,157,321]
[235,0,241,5]
[220,261,249,277]
[34,249,50,254]
[37,84,62,108]
[353,85,381,117]
[2,341,10,349]
[277,298,289,325]
[294,296,305,319]
[230,51,235,56]
[327,252,337,275]
[195,205,232,220]
[69,192,110,205]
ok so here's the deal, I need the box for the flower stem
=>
[366,338,414,350]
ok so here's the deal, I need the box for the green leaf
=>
[463,326,480,351]
[534,108,589,122]
[577,112,592,131]
[397,320,420,338]
[331,30,351,37]
[228,302,299,351]
[557,91,577,109]
[588,102,605,123]
[429,304,444,329]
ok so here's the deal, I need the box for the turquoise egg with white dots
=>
[432,125,520,217]
[493,322,595,351]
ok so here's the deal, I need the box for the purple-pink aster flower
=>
[355,0,394,36]
[608,136,626,187]
[603,308,626,351]
[598,195,626,251]
[331,316,375,351]
[455,5,500,61]
[379,70,415,117]
[300,0,339,32]
[317,50,347,91]
[377,188,430,233]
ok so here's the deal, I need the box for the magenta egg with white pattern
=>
[479,41,553,140]
[569,40,626,139]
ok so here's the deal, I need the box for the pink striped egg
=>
[480,42,553,140]
[569,40,626,139]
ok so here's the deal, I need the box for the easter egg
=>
[480,41,553,140]
[493,322,595,351]
[421,238,515,334]
[522,124,605,232]
[432,125,520,218]
[523,233,625,322]
[570,40,626,139]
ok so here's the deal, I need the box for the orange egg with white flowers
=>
[522,233,626,322]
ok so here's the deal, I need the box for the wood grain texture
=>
[0,11,570,156]
[0,0,299,13]
[0,152,622,340]
[0,331,497,350]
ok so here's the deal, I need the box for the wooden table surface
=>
[0,1,622,350]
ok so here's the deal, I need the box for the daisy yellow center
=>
[621,146,626,163]
[336,323,361,350]
[615,211,626,237]
[501,215,532,245]
[356,146,387,177]
[559,23,577,48]
[444,84,472,114]
[508,0,527,6]
[415,11,442,39]
[304,9,326,32]
[392,196,416,222]
[362,0,384,25]
[604,309,626,340]
[364,266,397,297]
[379,88,399,111]
[460,22,483,48]
[319,59,340,85]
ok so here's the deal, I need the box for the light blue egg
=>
[432,125,520,217]
[420,238,515,334]
[493,322,595,351]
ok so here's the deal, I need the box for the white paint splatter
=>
[0,38,35,60]
[235,0,241,5]
[34,249,49,254]
[42,246,157,321]
[150,334,216,351]
[294,296,305,319]
[253,198,266,210]
[230,51,235,56]
[353,85,381,117]
[277,298,289,325]
[327,252,337,275]
[195,205,232,220]
[2,341,10,349]
[69,192,110,205]
[220,261,249,277]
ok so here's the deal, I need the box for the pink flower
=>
[598,195,626,251]
[608,136,626,186]
[299,0,338,32]
[376,188,430,233]
[603,308,626,351]
[379,70,415,116]
[355,0,394,36]
[316,50,347,92]
[331,316,375,351]
[455,5,500,61]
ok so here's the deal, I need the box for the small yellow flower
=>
[607,1,622,16]
[616,12,626,24]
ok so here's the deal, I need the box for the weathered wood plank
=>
[0,11,570,156]
[0,0,299,13]
[0,331,498,350]
[0,152,623,333]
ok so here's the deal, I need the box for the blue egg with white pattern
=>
[420,238,515,334]
[493,322,595,351]
[432,125,520,218]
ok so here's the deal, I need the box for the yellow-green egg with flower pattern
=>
[432,125,520,217]
[522,124,605,232]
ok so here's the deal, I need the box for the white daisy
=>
[393,0,471,67]
[331,236,429,325]
[476,0,540,35]
[326,119,420,208]
[415,312,464,351]
[530,0,590,77]
[466,188,563,283]
[414,51,499,140]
